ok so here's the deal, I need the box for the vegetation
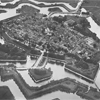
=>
[28,68,53,83]
[1,68,100,100]
[0,43,26,60]
[34,0,78,7]
[0,86,15,100]
[75,60,89,70]
[48,7,62,13]
[1,0,14,3]
[90,51,100,63]
[0,10,7,13]
[0,1,100,100]
[16,5,40,14]
[65,60,99,80]
[82,0,100,26]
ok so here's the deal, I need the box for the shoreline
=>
[1,68,100,100]
[0,0,73,12]
[0,0,83,21]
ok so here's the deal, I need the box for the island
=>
[48,7,63,13]
[0,10,7,14]
[34,0,78,8]
[28,68,53,83]
[0,0,100,100]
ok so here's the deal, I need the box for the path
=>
[31,49,46,69]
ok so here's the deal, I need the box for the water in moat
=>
[0,56,96,100]
[0,0,100,100]
[86,12,100,90]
